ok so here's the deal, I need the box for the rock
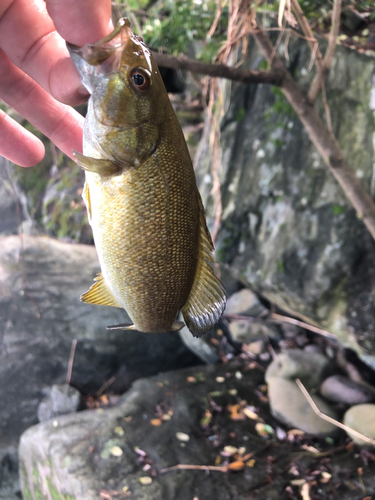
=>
[267,377,339,437]
[19,360,272,500]
[196,38,375,366]
[320,375,375,405]
[229,319,280,343]
[0,235,200,495]
[37,384,81,423]
[265,349,330,389]
[343,404,375,446]
[225,288,265,316]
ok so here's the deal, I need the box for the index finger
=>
[0,0,112,105]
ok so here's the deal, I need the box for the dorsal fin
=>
[80,273,122,308]
[181,192,226,337]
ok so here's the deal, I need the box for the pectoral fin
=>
[81,273,122,308]
[74,151,122,177]
[82,181,92,222]
[181,192,227,337]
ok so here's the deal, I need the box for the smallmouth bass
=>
[68,18,226,336]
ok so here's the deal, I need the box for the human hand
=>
[0,0,112,167]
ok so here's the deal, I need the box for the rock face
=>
[0,235,200,497]
[196,40,375,363]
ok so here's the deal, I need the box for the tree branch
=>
[308,0,342,103]
[152,52,284,86]
[252,27,375,242]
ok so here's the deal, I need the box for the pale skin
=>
[0,0,112,167]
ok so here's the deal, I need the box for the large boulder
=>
[196,41,375,364]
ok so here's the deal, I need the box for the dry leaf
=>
[223,445,238,456]
[243,407,258,420]
[139,477,152,485]
[176,432,190,442]
[227,404,245,421]
[320,471,332,483]
[227,460,245,471]
[246,459,256,467]
[114,426,124,436]
[150,418,162,426]
[110,446,123,457]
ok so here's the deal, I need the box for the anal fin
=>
[81,273,122,308]
[181,191,227,337]
[74,151,122,177]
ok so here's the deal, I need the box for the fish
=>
[68,18,226,336]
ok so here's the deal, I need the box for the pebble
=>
[265,349,330,389]
[343,404,375,446]
[225,289,265,316]
[320,375,375,405]
[37,384,81,423]
[267,377,339,437]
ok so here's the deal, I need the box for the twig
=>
[96,376,116,397]
[224,312,336,339]
[66,339,77,385]
[296,379,375,447]
[269,312,337,339]
[308,0,342,103]
[290,0,324,73]
[161,464,227,473]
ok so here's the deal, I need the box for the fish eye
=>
[130,68,151,92]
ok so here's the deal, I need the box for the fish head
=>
[67,18,169,135]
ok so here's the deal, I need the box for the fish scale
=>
[68,18,226,336]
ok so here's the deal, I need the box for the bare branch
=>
[309,0,342,102]
[296,379,375,447]
[252,27,375,242]
[152,52,284,86]
[290,0,324,74]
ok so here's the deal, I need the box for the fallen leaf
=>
[223,446,238,456]
[139,477,152,485]
[110,446,123,457]
[176,432,190,442]
[246,459,256,467]
[114,426,124,436]
[124,416,132,422]
[243,407,258,420]
[227,460,245,471]
[228,389,238,396]
[150,418,162,426]
[255,422,274,437]
[215,455,222,465]
[300,482,311,500]
[320,471,332,483]
[227,404,245,421]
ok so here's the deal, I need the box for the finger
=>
[46,0,113,46]
[0,0,88,105]
[0,111,45,167]
[0,49,84,164]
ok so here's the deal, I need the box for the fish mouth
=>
[67,18,131,66]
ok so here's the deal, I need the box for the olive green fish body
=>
[69,19,226,335]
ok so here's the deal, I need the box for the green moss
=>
[277,260,285,273]
[332,204,346,216]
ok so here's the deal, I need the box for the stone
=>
[229,319,280,343]
[267,377,339,437]
[196,37,375,366]
[225,288,266,316]
[265,349,330,389]
[320,375,375,405]
[37,384,81,423]
[343,404,375,446]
